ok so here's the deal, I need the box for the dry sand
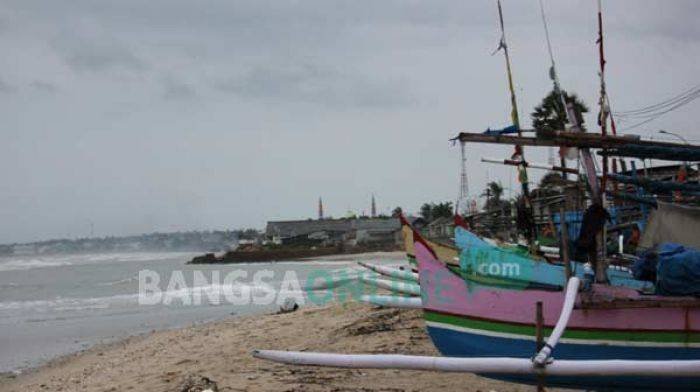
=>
[1,301,569,392]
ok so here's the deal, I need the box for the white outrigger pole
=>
[253,350,700,377]
[359,295,423,310]
[359,275,420,297]
[303,275,357,291]
[357,261,419,283]
[533,277,580,365]
[254,278,700,378]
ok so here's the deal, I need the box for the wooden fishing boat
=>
[254,2,700,389]
[416,235,700,391]
[453,221,652,291]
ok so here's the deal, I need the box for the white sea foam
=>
[97,275,140,286]
[0,259,73,272]
[0,252,197,272]
[0,282,287,314]
[229,260,356,266]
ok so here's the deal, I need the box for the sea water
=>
[0,252,404,373]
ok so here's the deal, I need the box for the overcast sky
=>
[1,0,699,243]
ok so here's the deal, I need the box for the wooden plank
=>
[453,131,699,150]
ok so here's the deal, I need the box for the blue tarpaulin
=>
[552,206,624,241]
[654,243,700,296]
[483,125,519,135]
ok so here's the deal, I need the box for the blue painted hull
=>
[454,227,653,292]
[427,325,700,391]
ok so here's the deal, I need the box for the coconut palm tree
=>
[531,89,589,135]
[481,181,505,212]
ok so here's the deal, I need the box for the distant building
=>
[265,217,402,247]
[426,216,454,240]
[318,197,324,220]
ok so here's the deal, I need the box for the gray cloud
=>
[52,35,147,73]
[1,0,699,243]
[215,63,412,108]
[162,78,196,100]
[30,80,58,93]
[0,78,15,93]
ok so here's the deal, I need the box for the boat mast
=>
[538,0,574,180]
[597,0,610,195]
[495,0,521,135]
[494,0,535,249]
[459,140,470,215]
[600,0,620,183]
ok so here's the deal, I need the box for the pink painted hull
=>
[416,241,700,334]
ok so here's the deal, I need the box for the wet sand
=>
[2,301,568,391]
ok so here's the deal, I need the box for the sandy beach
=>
[1,301,569,392]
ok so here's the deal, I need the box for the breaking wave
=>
[97,276,140,286]
[0,259,73,272]
[0,252,197,272]
[0,282,295,314]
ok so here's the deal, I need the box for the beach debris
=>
[179,375,218,392]
[277,298,299,314]
[338,308,401,337]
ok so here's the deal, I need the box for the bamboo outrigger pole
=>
[481,157,579,175]
[359,295,423,310]
[253,350,700,377]
[533,277,581,365]
[357,261,419,283]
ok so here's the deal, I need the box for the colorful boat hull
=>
[454,226,653,292]
[416,239,700,391]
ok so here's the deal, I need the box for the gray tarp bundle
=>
[608,173,700,194]
[600,145,700,161]
[639,201,700,250]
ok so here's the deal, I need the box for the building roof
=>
[426,216,454,228]
[266,218,400,238]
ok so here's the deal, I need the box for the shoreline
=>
[189,248,404,264]
[0,250,403,376]
[1,301,570,391]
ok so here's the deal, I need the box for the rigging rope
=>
[614,84,700,116]
[615,85,700,130]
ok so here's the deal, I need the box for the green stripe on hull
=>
[425,310,700,344]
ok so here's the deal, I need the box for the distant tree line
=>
[1,228,264,256]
